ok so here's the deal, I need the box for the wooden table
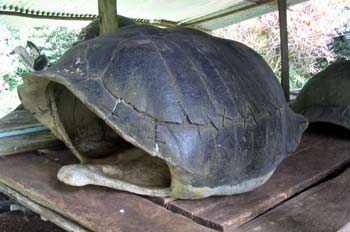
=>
[0,123,349,231]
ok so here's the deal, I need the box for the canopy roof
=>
[0,0,306,30]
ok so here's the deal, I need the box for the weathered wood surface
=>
[0,182,90,232]
[0,109,61,156]
[237,168,350,232]
[36,149,79,165]
[0,152,214,232]
[163,130,350,231]
[0,130,61,156]
[0,108,40,132]
[98,0,118,34]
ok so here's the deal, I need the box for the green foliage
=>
[1,26,78,89]
[289,64,312,88]
[213,0,350,89]
[0,25,79,116]
[28,26,78,65]
[2,65,26,91]
[3,73,21,91]
[329,25,350,61]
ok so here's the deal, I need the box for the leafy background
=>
[213,0,350,88]
[0,26,79,116]
[0,0,349,117]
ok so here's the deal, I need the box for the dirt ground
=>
[0,193,66,232]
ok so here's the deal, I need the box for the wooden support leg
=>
[278,0,290,101]
[98,0,118,35]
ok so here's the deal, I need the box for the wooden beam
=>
[278,0,290,101]
[0,10,96,21]
[183,0,274,27]
[98,0,118,35]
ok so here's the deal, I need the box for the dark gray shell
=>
[19,25,307,199]
[291,61,350,129]
[77,15,135,42]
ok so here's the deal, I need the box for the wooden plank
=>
[0,108,41,133]
[278,0,290,101]
[165,132,350,231]
[237,168,350,232]
[0,152,214,232]
[36,149,79,166]
[0,130,62,156]
[0,109,62,156]
[0,182,90,232]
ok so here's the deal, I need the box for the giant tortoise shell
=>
[18,24,307,199]
[77,15,135,42]
[291,61,350,129]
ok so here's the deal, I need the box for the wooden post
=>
[98,0,118,35]
[278,0,290,101]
